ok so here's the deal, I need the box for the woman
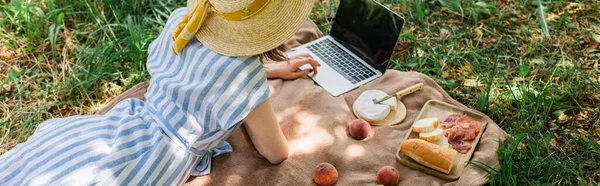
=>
[0,0,317,185]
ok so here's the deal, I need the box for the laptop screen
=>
[330,0,404,73]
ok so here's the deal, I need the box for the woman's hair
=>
[259,44,288,63]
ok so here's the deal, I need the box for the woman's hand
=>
[265,53,321,79]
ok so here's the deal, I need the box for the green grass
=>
[0,0,185,153]
[1,0,600,185]
[312,0,600,185]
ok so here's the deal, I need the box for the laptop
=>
[286,0,405,97]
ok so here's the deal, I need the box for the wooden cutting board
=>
[396,100,488,181]
[352,100,406,126]
[352,83,423,126]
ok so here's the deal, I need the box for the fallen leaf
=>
[516,12,526,19]
[577,128,587,134]
[514,77,525,82]
[558,113,569,121]
[3,83,11,91]
[439,59,447,67]
[517,142,526,150]
[499,0,513,7]
[0,47,13,60]
[531,58,544,65]
[546,13,559,22]
[596,129,600,137]
[393,6,401,13]
[463,79,478,87]
[440,28,450,39]
[417,48,426,57]
[442,71,450,78]
[550,138,557,147]
[584,35,599,49]
[484,37,497,48]
[462,64,472,73]
[578,110,592,120]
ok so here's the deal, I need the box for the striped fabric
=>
[0,7,270,185]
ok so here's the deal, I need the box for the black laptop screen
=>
[330,0,404,73]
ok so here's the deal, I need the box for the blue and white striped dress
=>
[0,8,271,185]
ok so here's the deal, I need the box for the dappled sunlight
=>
[172,145,187,159]
[186,174,211,185]
[63,166,96,185]
[292,111,322,135]
[90,103,107,114]
[344,144,365,159]
[268,84,279,96]
[224,174,242,185]
[92,142,112,154]
[31,173,52,186]
[276,105,302,122]
[462,79,483,87]
[506,82,540,100]
[277,94,353,156]
[289,127,335,155]
[333,125,348,140]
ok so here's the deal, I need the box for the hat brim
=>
[187,0,314,56]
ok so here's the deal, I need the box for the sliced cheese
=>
[381,94,397,111]
[419,128,444,142]
[412,118,439,133]
[432,136,449,148]
[354,90,396,122]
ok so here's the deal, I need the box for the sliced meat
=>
[444,127,462,141]
[442,114,480,153]
[455,115,480,140]
[461,128,478,141]
[456,115,480,133]
[444,127,473,139]
[445,126,479,141]
[445,128,472,153]
[441,114,462,129]
[449,139,471,153]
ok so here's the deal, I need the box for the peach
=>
[313,162,338,186]
[377,166,399,186]
[349,119,371,140]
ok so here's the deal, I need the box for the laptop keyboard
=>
[306,39,377,84]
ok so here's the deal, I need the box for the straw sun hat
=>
[171,0,314,56]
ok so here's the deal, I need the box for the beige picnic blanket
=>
[97,20,509,186]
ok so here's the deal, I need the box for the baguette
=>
[412,118,439,133]
[400,139,457,174]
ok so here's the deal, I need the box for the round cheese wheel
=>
[353,90,397,122]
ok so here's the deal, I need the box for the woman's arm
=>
[244,98,289,164]
[264,53,320,79]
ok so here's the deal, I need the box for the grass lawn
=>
[1,0,599,185]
